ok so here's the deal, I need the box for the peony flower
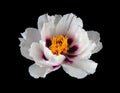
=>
[19,13,102,79]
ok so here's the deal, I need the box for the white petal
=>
[29,42,43,62]
[38,14,49,31]
[39,40,52,59]
[54,15,62,26]
[93,42,103,53]
[87,31,100,41]
[76,18,83,28]
[29,40,65,66]
[79,41,96,59]
[67,42,95,61]
[66,16,83,39]
[40,22,55,41]
[19,28,41,60]
[56,13,83,36]
[56,13,74,35]
[38,14,61,40]
[49,55,65,65]
[87,31,103,53]
[62,64,87,79]
[29,64,52,78]
[68,33,96,59]
[67,27,89,49]
[21,28,41,42]
[65,26,90,56]
[73,59,98,74]
[19,38,33,60]
[62,59,97,79]
[38,14,62,41]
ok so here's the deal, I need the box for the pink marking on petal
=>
[46,38,51,48]
[39,52,43,59]
[39,52,48,60]
[67,54,78,58]
[68,38,73,45]
[42,54,48,60]
[68,45,79,53]
[52,64,61,69]
[64,58,73,64]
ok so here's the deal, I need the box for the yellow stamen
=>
[49,35,69,55]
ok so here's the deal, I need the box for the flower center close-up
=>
[49,35,69,55]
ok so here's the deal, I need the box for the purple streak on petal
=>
[67,54,78,58]
[68,45,78,53]
[68,38,73,45]
[46,38,51,48]
[42,54,48,61]
[64,58,73,64]
[52,64,61,69]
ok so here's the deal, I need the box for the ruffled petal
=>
[29,42,43,62]
[19,38,33,60]
[76,17,83,28]
[29,40,65,66]
[56,13,74,35]
[29,64,52,78]
[39,40,65,66]
[38,14,61,29]
[68,41,96,61]
[72,59,98,74]
[62,59,97,79]
[19,28,41,60]
[78,41,96,59]
[56,13,83,36]
[67,29,97,60]
[66,27,88,49]
[87,31,103,53]
[40,22,55,41]
[64,24,89,55]
[21,28,41,43]
[38,14,50,31]
[93,42,102,53]
[54,15,62,26]
[62,64,87,79]
[67,29,95,59]
[38,14,62,41]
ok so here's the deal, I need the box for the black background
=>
[3,0,109,91]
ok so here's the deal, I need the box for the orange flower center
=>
[49,35,69,55]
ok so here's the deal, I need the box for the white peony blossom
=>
[19,13,102,79]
